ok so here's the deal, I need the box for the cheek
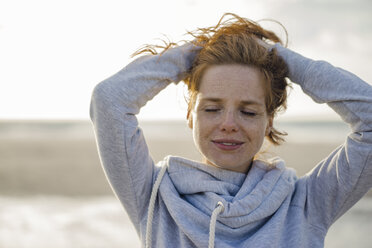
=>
[192,117,206,154]
[191,113,201,142]
[242,119,268,139]
[192,114,204,140]
[192,113,214,143]
[254,121,270,141]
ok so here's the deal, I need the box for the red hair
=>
[134,13,290,145]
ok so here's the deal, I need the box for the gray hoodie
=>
[90,43,372,247]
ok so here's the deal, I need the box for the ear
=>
[265,116,273,136]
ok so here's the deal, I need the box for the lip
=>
[212,139,244,151]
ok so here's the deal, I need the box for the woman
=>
[90,14,372,248]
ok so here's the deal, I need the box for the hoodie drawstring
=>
[145,164,168,248]
[209,201,225,248]
[145,164,225,248]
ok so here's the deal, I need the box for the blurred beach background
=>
[1,0,372,247]
[1,119,372,248]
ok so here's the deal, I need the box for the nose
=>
[219,110,239,132]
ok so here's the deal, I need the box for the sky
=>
[0,0,371,120]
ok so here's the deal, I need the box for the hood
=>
[153,156,297,246]
[160,156,297,229]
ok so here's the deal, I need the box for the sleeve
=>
[274,44,372,230]
[89,43,199,233]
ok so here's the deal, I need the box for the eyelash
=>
[241,110,257,116]
[205,108,220,112]
[204,109,257,116]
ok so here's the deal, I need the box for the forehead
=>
[198,64,266,102]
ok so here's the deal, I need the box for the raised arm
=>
[89,43,199,232]
[274,43,372,230]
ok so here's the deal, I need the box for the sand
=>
[0,119,369,196]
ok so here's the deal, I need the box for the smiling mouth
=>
[212,140,244,151]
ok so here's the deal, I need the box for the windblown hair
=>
[133,13,290,145]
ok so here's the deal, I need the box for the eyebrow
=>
[200,97,263,106]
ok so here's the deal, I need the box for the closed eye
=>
[241,110,257,116]
[205,108,220,112]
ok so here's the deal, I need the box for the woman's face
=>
[191,64,272,173]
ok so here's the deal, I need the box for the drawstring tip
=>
[216,201,225,213]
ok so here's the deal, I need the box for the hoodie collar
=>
[164,156,297,228]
